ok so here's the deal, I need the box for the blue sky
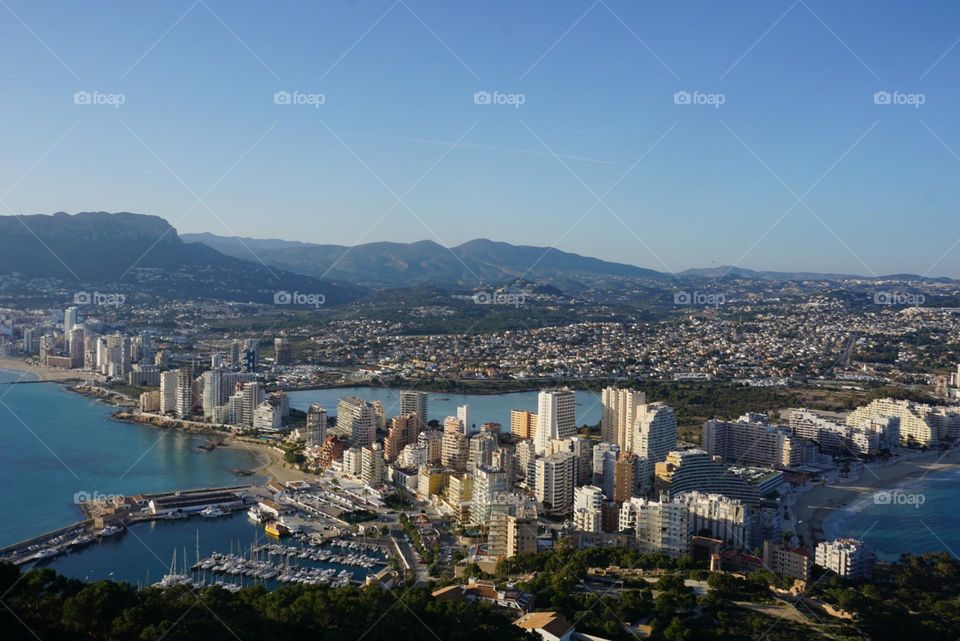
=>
[0,0,958,276]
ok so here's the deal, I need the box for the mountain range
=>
[0,212,357,304]
[0,213,948,307]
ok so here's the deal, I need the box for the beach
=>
[0,356,101,382]
[793,448,960,545]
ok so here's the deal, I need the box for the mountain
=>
[0,212,359,304]
[181,233,669,288]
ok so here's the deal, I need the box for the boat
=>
[68,533,95,548]
[96,525,124,538]
[247,506,266,522]
[200,506,229,518]
[265,521,290,538]
[161,510,188,520]
[29,547,63,562]
[153,550,196,590]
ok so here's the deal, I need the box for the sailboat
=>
[152,548,195,589]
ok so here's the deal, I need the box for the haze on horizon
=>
[1,1,959,277]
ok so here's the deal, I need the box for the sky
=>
[0,0,958,276]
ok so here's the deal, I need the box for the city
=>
[1,3,960,641]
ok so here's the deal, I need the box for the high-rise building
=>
[400,391,429,430]
[201,370,224,418]
[601,387,645,450]
[441,418,468,472]
[763,541,811,581]
[634,403,677,485]
[384,412,418,460]
[63,306,78,346]
[69,327,84,368]
[534,388,576,455]
[468,432,497,470]
[160,370,178,414]
[337,396,376,448]
[613,453,640,502]
[703,416,809,469]
[619,495,690,558]
[655,450,759,505]
[573,485,604,532]
[273,337,292,366]
[535,450,576,515]
[814,539,873,578]
[592,442,620,499]
[418,429,443,464]
[457,404,471,434]
[175,367,193,419]
[306,404,328,448]
[361,443,385,486]
[677,491,757,549]
[471,465,508,526]
[510,409,537,439]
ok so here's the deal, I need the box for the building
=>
[513,612,574,641]
[573,485,604,533]
[789,408,897,455]
[201,369,223,418]
[419,429,443,464]
[534,388,576,455]
[306,404,327,448]
[489,501,538,558]
[814,538,873,578]
[384,412,419,461]
[337,396,377,448]
[535,450,576,515]
[175,367,193,419]
[703,417,808,469]
[471,466,508,527]
[613,453,640,502]
[63,306,78,346]
[273,337,292,366]
[677,491,756,550]
[846,398,960,447]
[316,435,344,469]
[361,443,386,486]
[400,391,429,430]
[762,540,811,581]
[619,495,690,558]
[457,404,471,434]
[441,419,469,471]
[601,387,645,450]
[468,432,498,471]
[634,403,677,484]
[510,409,537,439]
[655,450,759,505]
[160,370,177,414]
[592,442,620,499]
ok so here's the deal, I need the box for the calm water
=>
[0,370,264,547]
[822,466,960,561]
[287,386,603,429]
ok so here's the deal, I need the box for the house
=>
[514,612,575,641]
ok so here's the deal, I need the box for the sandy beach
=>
[793,447,960,545]
[0,356,101,383]
[224,438,308,484]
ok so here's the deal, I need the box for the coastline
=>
[0,357,100,383]
[793,448,960,545]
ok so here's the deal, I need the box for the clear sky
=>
[0,0,958,276]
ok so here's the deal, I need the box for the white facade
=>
[534,388,576,455]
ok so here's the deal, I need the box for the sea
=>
[0,373,601,585]
[821,464,960,561]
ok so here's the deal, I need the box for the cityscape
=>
[2,3,960,641]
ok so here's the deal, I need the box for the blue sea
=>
[822,464,960,561]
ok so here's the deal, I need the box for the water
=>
[37,512,381,587]
[0,371,264,547]
[287,386,603,429]
[822,466,960,561]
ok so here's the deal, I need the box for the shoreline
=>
[793,448,960,545]
[0,358,101,383]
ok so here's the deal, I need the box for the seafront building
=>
[337,396,377,448]
[601,387,645,451]
[618,495,690,558]
[815,539,873,578]
[534,388,576,455]
[845,398,959,447]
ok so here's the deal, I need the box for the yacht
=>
[97,525,124,538]
[200,506,229,518]
[247,506,265,522]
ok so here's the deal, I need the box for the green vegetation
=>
[0,563,527,641]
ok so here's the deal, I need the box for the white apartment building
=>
[337,396,377,448]
[634,403,677,483]
[160,370,177,414]
[676,491,756,549]
[815,538,873,578]
[601,387,645,451]
[471,465,508,527]
[619,495,690,558]
[361,443,385,486]
[847,398,960,447]
[535,450,576,515]
[534,388,576,455]
[573,485,604,533]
